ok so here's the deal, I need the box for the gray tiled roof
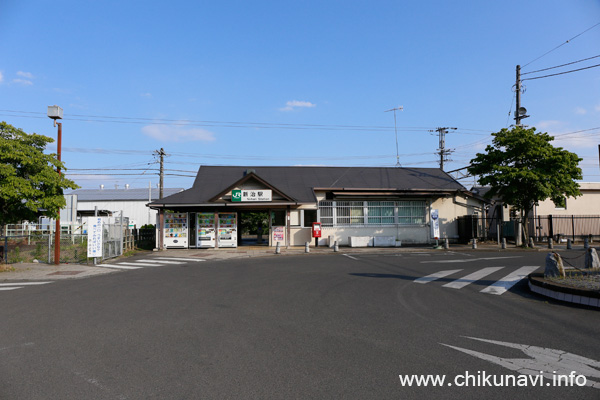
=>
[150,166,466,206]
[67,188,184,201]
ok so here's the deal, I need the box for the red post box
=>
[312,222,322,238]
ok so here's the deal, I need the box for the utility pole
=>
[430,127,456,170]
[154,148,166,199]
[384,106,403,167]
[514,65,529,126]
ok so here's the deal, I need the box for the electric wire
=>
[522,21,600,68]
[522,63,600,81]
[522,54,600,75]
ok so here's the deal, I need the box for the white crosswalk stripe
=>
[443,267,504,289]
[104,257,206,270]
[135,259,185,264]
[480,266,539,295]
[414,266,540,296]
[0,281,52,292]
[414,269,463,284]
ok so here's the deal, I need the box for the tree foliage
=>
[0,122,79,227]
[468,126,582,241]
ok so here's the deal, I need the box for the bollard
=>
[275,242,281,254]
[444,238,449,249]
[584,238,589,250]
[305,241,310,253]
[472,238,477,249]
[334,241,339,252]
[529,237,535,248]
[501,238,506,249]
[548,238,553,249]
[567,238,572,250]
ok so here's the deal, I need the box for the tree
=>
[468,126,582,245]
[0,122,79,230]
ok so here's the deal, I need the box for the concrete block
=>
[572,295,581,304]
[374,236,395,247]
[580,296,590,306]
[348,236,373,247]
[565,293,573,303]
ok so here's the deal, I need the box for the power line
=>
[522,63,600,81]
[522,21,600,68]
[522,54,600,75]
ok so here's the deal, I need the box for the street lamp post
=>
[47,105,63,265]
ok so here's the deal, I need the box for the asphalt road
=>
[1,250,598,399]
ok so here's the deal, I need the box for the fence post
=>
[48,231,52,264]
[567,238,572,250]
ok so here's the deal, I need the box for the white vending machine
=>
[196,212,216,248]
[217,212,237,248]
[163,212,188,248]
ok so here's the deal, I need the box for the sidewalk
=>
[1,242,594,282]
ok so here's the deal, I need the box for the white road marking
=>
[0,287,22,291]
[99,264,143,270]
[421,256,522,264]
[443,267,504,289]
[114,262,161,267]
[154,257,205,262]
[0,282,52,286]
[480,266,539,295]
[414,269,462,284]
[441,336,600,389]
[135,259,185,264]
[342,254,359,260]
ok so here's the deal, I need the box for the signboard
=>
[232,189,272,202]
[430,209,440,239]
[87,217,103,257]
[273,226,284,242]
[312,222,322,238]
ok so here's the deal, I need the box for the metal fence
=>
[456,215,600,243]
[0,218,143,264]
[530,215,600,241]
[0,234,88,264]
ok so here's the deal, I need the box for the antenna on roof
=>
[385,106,403,167]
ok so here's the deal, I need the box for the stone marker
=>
[545,252,565,278]
[585,248,600,270]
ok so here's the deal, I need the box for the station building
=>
[147,165,486,249]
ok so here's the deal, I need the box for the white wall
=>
[78,200,156,227]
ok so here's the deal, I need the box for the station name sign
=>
[232,189,272,202]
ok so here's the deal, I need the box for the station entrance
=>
[237,211,269,246]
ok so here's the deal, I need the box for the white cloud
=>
[279,100,316,112]
[17,71,33,79]
[141,123,216,142]
[12,78,33,85]
[575,107,587,115]
[0,71,3,83]
[140,92,152,98]
[536,120,562,130]
[595,104,600,112]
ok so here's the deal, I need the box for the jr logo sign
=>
[232,190,242,202]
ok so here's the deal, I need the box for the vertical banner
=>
[87,217,103,258]
[430,209,440,239]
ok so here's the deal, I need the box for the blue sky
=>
[1,1,599,190]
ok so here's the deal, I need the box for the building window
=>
[555,197,567,210]
[397,201,426,225]
[367,201,395,225]
[318,200,426,227]
[303,210,317,227]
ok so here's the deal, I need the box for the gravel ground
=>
[546,269,600,291]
